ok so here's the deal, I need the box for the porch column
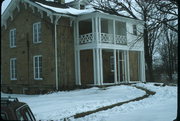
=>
[126,50,130,83]
[123,51,127,82]
[114,49,118,84]
[93,49,97,85]
[113,20,116,44]
[117,50,120,83]
[99,48,103,85]
[74,50,78,85]
[77,50,81,85]
[140,51,146,82]
[96,48,101,85]
[93,48,101,85]
[98,17,101,43]
[95,17,98,43]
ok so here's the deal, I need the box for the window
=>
[33,22,41,43]
[33,55,42,80]
[9,28,16,48]
[110,56,114,72]
[133,25,137,35]
[10,58,17,80]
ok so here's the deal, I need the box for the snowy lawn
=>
[1,85,145,120]
[76,83,177,121]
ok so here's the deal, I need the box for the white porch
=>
[74,48,146,86]
[74,12,146,86]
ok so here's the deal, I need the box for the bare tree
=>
[159,24,178,81]
[155,0,178,33]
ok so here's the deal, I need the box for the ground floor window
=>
[33,55,42,80]
[10,58,17,80]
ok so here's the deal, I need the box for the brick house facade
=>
[1,0,146,94]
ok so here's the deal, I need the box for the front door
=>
[117,51,125,82]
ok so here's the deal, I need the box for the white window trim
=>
[33,55,43,80]
[9,28,16,48]
[10,58,17,80]
[33,22,42,44]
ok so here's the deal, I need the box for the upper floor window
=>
[33,22,41,43]
[10,58,17,80]
[9,28,16,48]
[133,25,137,35]
[33,55,42,80]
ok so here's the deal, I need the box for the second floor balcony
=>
[79,32,127,45]
[75,16,127,46]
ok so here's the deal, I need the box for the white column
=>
[98,17,101,43]
[113,20,116,44]
[123,51,127,82]
[117,50,120,83]
[76,21,79,45]
[114,49,118,84]
[99,48,103,85]
[77,50,81,85]
[96,48,101,85]
[93,49,97,85]
[141,51,146,82]
[92,18,95,43]
[74,50,78,85]
[126,50,130,83]
[95,17,98,43]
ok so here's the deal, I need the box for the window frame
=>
[33,55,42,80]
[33,22,42,44]
[110,56,114,72]
[10,58,17,80]
[133,24,137,36]
[9,28,16,48]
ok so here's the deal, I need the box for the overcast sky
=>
[1,0,11,14]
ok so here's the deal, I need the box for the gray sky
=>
[2,0,11,14]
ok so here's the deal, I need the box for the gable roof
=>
[1,0,96,28]
[1,0,142,29]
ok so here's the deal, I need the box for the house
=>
[1,0,146,94]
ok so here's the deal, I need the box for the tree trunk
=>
[144,26,154,82]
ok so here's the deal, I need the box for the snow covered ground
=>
[76,83,177,121]
[1,85,145,120]
[1,83,177,121]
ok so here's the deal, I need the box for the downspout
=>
[54,15,61,90]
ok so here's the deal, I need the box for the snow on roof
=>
[36,2,95,15]
[46,0,74,3]
[65,0,74,3]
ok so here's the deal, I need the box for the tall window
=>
[10,58,17,80]
[110,56,114,72]
[33,22,41,43]
[9,28,16,48]
[33,55,42,80]
[133,25,137,35]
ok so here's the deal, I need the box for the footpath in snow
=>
[1,85,145,120]
[75,83,177,121]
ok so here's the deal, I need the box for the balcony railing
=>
[79,33,127,45]
[101,33,114,44]
[79,33,93,44]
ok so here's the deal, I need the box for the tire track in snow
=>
[62,85,155,120]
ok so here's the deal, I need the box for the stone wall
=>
[1,3,56,94]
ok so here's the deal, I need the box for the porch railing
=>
[101,33,114,44]
[115,35,127,45]
[79,33,127,45]
[79,33,93,44]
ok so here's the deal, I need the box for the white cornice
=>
[1,0,75,29]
